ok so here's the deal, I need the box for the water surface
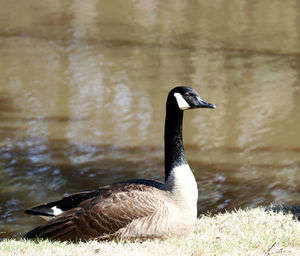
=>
[0,0,300,238]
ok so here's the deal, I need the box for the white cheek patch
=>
[174,93,190,110]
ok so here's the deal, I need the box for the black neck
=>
[164,103,187,181]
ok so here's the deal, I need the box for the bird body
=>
[23,86,215,242]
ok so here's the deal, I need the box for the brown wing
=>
[25,179,165,218]
[24,184,165,242]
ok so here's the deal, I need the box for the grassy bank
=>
[1,208,300,256]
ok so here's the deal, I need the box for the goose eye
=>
[184,92,194,97]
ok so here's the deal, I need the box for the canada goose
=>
[23,86,215,242]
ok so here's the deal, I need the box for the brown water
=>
[0,0,300,238]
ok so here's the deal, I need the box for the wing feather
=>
[24,185,167,241]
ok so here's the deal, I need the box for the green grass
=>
[1,208,300,256]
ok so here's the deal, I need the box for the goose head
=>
[168,86,216,111]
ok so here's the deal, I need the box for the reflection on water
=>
[0,0,300,238]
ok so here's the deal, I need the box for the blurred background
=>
[0,0,299,238]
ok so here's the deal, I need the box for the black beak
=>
[185,95,215,109]
[196,96,216,109]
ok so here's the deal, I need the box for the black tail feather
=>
[25,208,54,217]
[23,213,84,242]
[23,226,44,239]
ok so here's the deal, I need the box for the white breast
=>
[165,164,198,216]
